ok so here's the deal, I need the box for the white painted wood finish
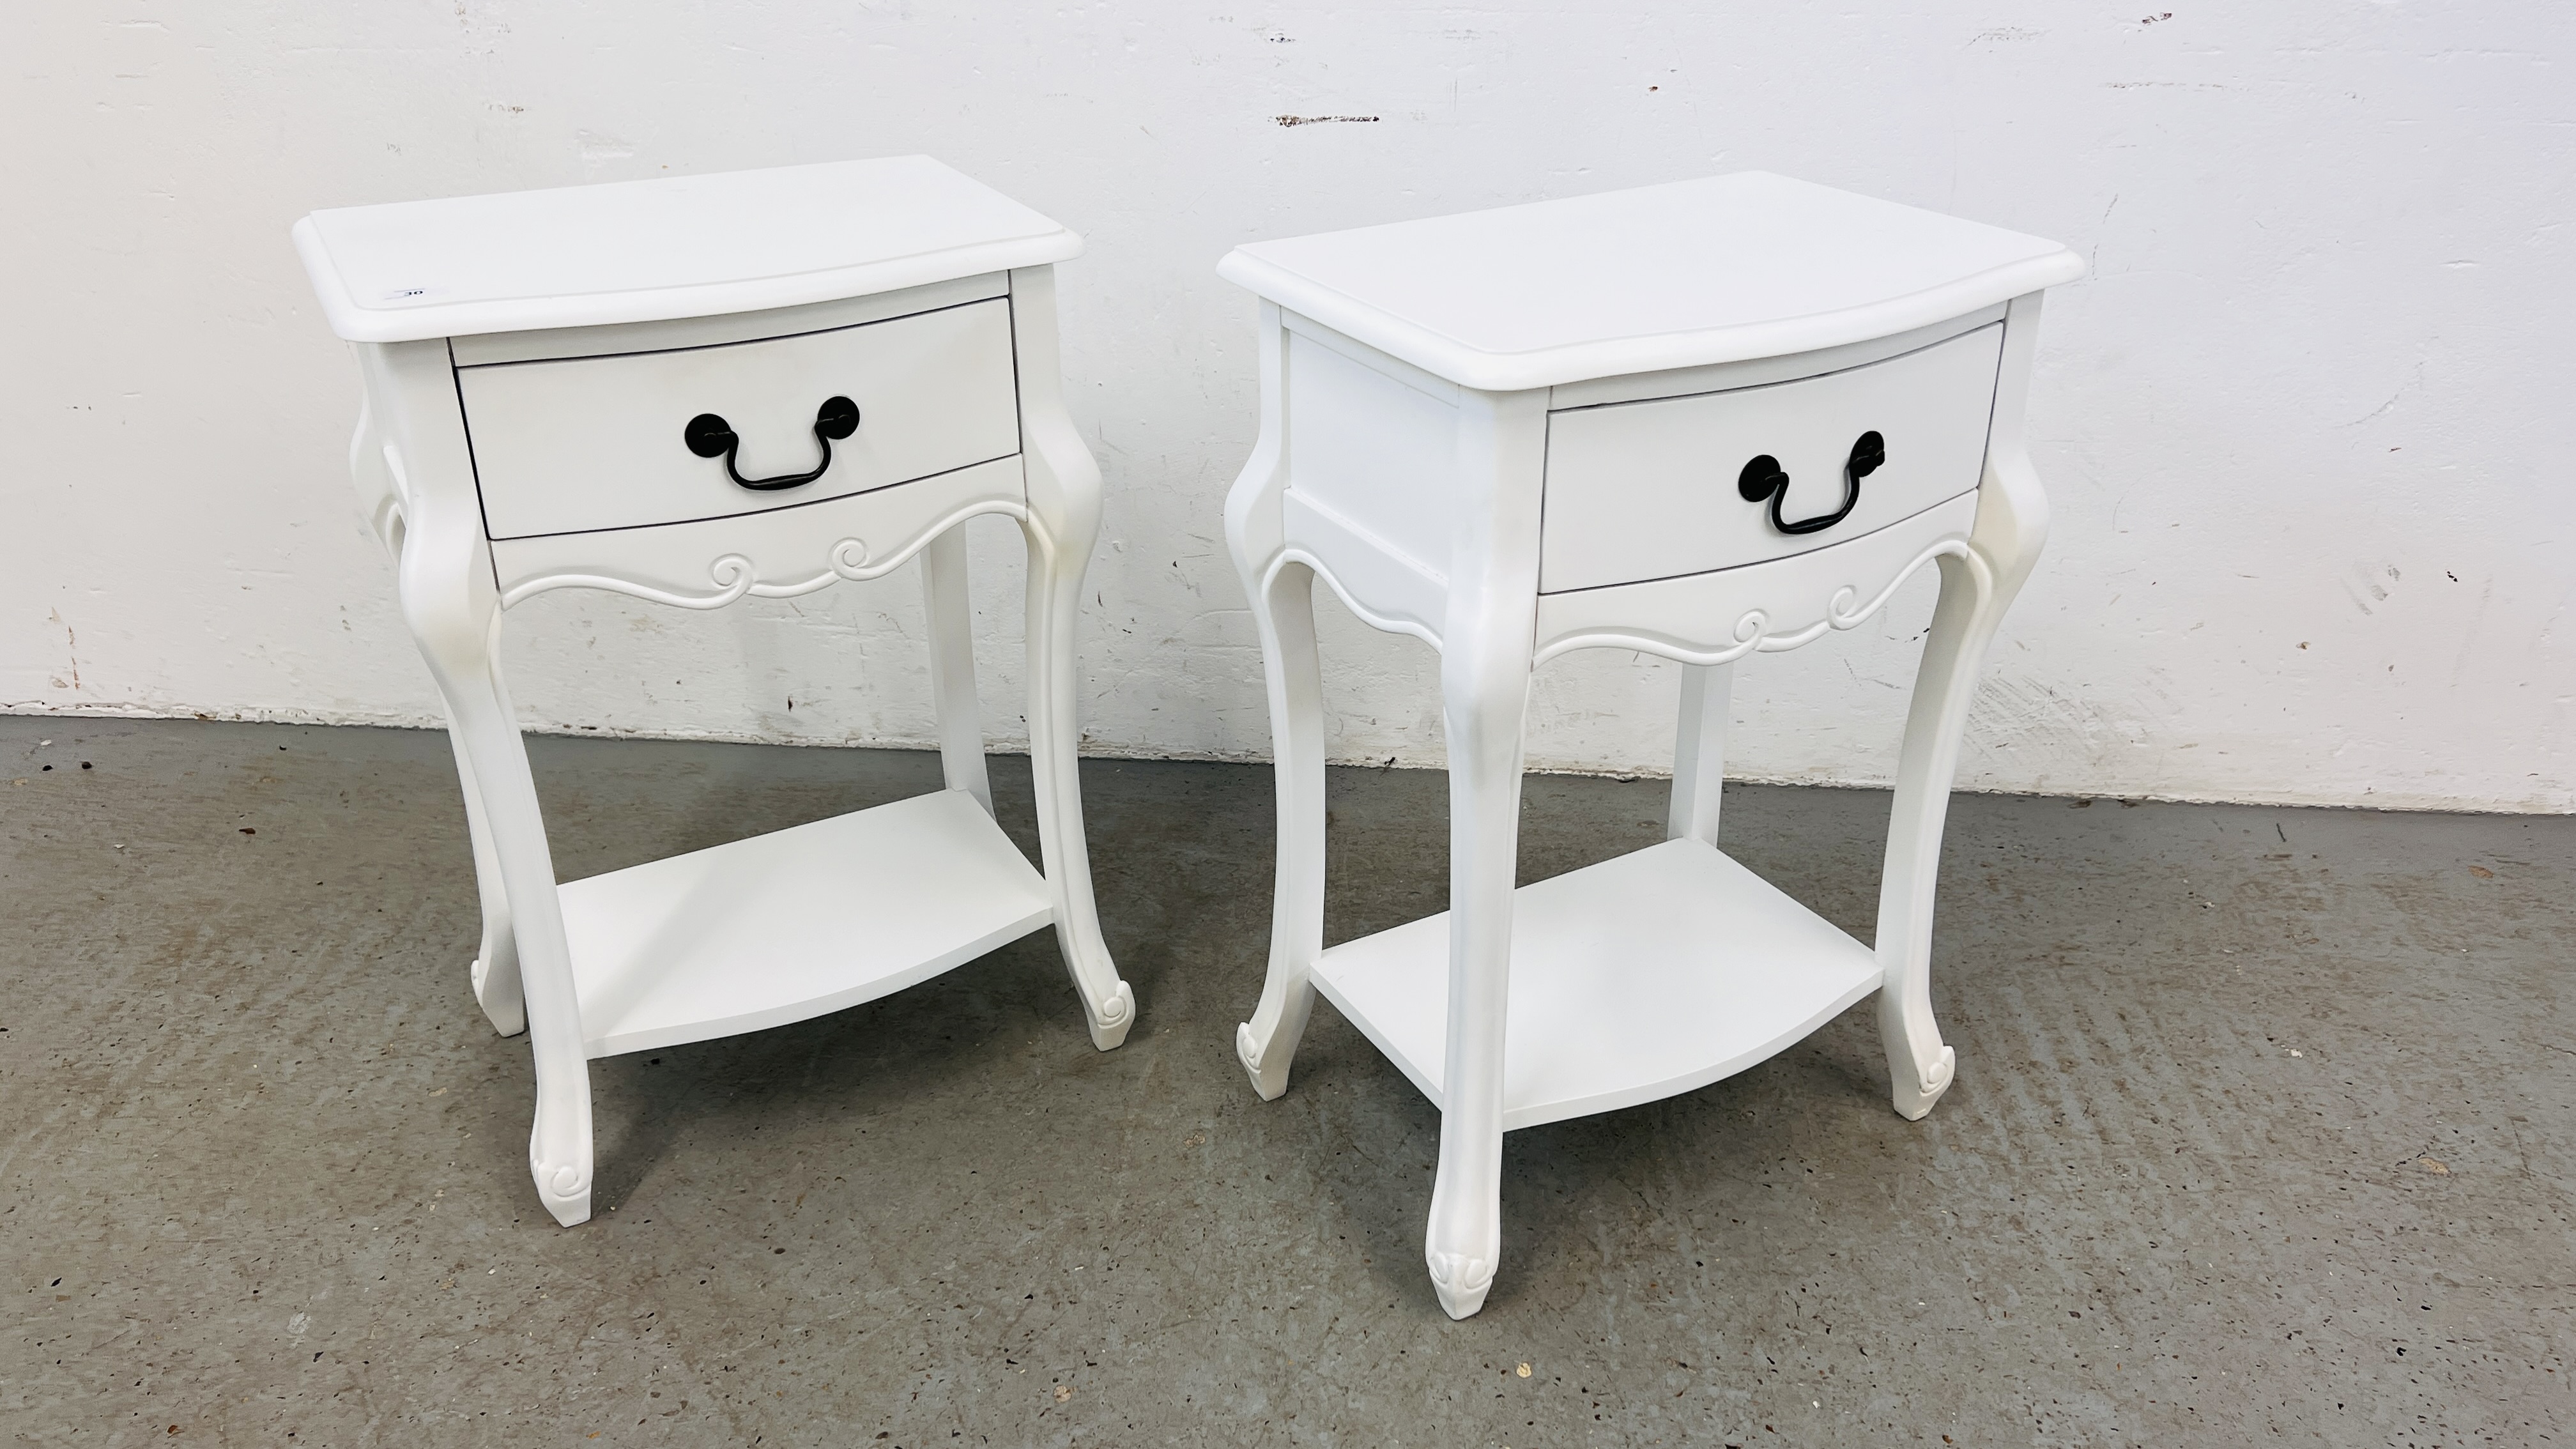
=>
[1542,304,2007,411]
[1667,663,1732,846]
[459,298,1020,539]
[296,156,1078,344]
[1218,171,2080,391]
[305,164,1131,1228]
[1532,493,1982,666]
[486,457,1028,608]
[1312,839,1883,1131]
[447,274,1009,367]
[1539,323,2003,592]
[1222,174,2071,1318]
[1284,323,1461,586]
[562,791,1052,1059]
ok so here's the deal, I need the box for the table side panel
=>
[1278,489,1450,644]
[1284,328,1459,586]
[1540,323,2002,593]
[460,297,1020,539]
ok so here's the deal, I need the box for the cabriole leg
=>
[1234,559,1326,1100]
[401,556,594,1225]
[1875,511,2038,1121]
[1878,293,2051,1122]
[1423,607,1534,1321]
[443,716,526,1038]
[1667,661,1733,846]
[920,522,995,816]
[1420,387,1547,1320]
[1874,555,1992,1119]
[1018,516,1135,1050]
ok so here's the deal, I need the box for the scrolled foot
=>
[532,1153,591,1227]
[1237,1022,1290,1101]
[470,956,526,1038]
[1427,1251,1497,1320]
[1084,981,1135,1052]
[1891,1044,1957,1122]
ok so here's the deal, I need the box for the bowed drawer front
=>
[1538,321,2004,594]
[457,297,1022,540]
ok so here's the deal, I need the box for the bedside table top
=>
[1218,172,2081,391]
[295,155,1079,343]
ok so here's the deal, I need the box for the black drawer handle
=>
[1737,431,1885,536]
[684,396,861,491]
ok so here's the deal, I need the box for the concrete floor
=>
[4,716,2571,1446]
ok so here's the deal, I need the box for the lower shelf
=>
[1310,838,1882,1131]
[558,789,1054,1059]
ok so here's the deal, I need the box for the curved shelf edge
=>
[1309,838,1883,1132]
[557,790,1055,1060]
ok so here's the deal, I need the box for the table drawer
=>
[1539,322,2002,593]
[488,455,1027,606]
[458,297,1021,540]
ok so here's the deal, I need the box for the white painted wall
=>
[5,2,2570,811]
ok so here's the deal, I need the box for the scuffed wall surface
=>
[3,2,2569,810]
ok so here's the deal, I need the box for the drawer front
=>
[1540,322,2001,593]
[459,298,1020,540]
[1534,491,1980,666]
[489,456,1027,606]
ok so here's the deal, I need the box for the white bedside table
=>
[1218,172,2082,1317]
[295,157,1135,1227]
